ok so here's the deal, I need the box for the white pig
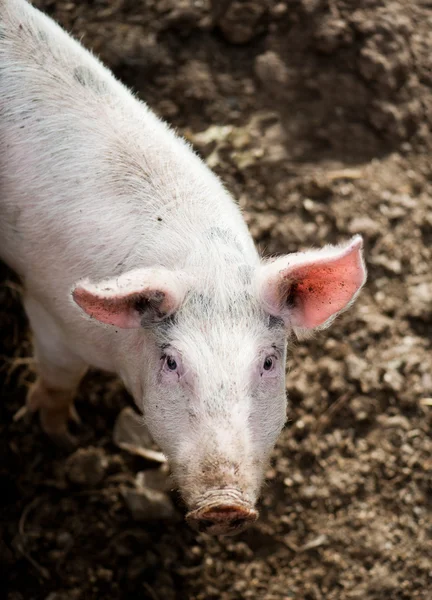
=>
[0,0,366,535]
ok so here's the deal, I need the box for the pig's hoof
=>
[39,409,81,452]
[25,382,83,450]
[40,410,82,452]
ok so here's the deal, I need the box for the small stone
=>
[254,51,289,88]
[358,45,393,85]
[65,447,108,487]
[350,396,376,422]
[164,0,203,31]
[301,175,332,199]
[346,354,368,382]
[407,282,432,320]
[270,3,287,18]
[218,1,268,44]
[348,216,381,237]
[314,17,353,54]
[368,101,407,139]
[371,254,402,275]
[358,310,393,335]
[157,99,179,118]
[383,368,404,393]
[178,60,216,101]
[301,485,317,500]
[377,415,411,430]
[291,472,305,485]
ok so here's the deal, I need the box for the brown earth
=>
[1,1,431,599]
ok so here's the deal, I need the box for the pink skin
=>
[72,238,366,535]
[72,268,189,328]
[0,0,367,537]
[159,346,278,385]
[258,236,365,332]
[74,238,365,332]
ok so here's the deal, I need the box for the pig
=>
[0,0,366,535]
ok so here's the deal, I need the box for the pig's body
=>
[0,0,366,535]
[0,0,257,376]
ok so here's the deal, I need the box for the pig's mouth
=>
[185,489,258,536]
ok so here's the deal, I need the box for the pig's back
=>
[0,0,256,289]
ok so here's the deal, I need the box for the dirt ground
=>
[1,1,431,599]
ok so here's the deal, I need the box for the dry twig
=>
[315,393,350,435]
[17,496,50,580]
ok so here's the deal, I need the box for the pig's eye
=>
[261,355,278,378]
[165,356,178,371]
[263,356,276,372]
[263,357,274,370]
[160,352,182,381]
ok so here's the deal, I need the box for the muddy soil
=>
[1,1,431,599]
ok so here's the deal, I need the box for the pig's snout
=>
[187,504,257,536]
[185,490,258,536]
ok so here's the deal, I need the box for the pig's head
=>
[72,235,366,535]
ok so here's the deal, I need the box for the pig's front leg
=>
[23,295,88,450]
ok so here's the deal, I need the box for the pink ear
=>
[72,268,189,329]
[258,236,366,331]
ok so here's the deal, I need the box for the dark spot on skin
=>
[268,315,284,329]
[73,66,89,86]
[157,217,163,222]
[206,227,243,252]
[238,264,253,285]
[155,313,178,334]
[37,30,49,43]
[285,283,299,308]
[238,291,253,305]
[188,292,214,312]
[187,409,198,422]
[133,292,167,327]
[73,66,108,94]
[187,289,259,324]
[140,312,166,328]
[223,253,237,266]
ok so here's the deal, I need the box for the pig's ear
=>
[256,236,366,337]
[72,268,189,329]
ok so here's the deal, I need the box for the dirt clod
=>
[65,447,108,487]
[217,1,268,44]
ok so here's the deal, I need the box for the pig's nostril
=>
[230,517,248,529]
[196,516,247,533]
[187,504,258,536]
